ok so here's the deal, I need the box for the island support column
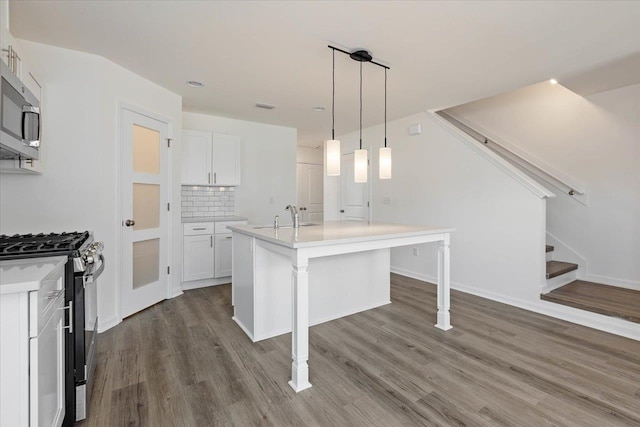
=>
[289,249,312,392]
[435,233,452,330]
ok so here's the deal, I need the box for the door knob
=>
[125,219,136,227]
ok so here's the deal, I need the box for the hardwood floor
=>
[541,280,640,324]
[80,274,640,426]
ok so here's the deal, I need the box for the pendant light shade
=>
[379,68,391,179]
[354,149,368,183]
[379,147,392,179]
[326,48,341,176]
[326,139,341,176]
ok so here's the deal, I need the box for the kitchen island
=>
[229,220,454,393]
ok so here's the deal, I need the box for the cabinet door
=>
[30,300,65,427]
[183,234,215,282]
[182,130,212,185]
[212,134,241,186]
[214,233,233,278]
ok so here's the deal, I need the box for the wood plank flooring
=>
[80,274,640,426]
[541,280,640,324]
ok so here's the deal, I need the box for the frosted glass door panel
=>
[133,183,160,231]
[133,125,160,174]
[133,238,160,289]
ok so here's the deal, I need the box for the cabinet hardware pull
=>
[225,236,232,239]
[208,172,211,184]
[214,172,217,184]
[63,301,73,334]
[210,235,213,247]
[193,227,206,230]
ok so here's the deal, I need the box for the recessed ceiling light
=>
[186,80,204,88]
[255,102,277,110]
[313,107,325,112]
[549,78,558,85]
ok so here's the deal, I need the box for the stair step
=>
[546,261,578,279]
[541,280,640,324]
[545,245,554,253]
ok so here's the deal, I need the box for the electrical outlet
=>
[412,247,419,256]
[383,196,391,205]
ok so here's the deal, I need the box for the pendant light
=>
[354,61,368,183]
[327,45,390,183]
[326,49,341,176]
[379,68,391,179]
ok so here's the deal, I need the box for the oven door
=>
[73,254,104,421]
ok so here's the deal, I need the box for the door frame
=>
[339,147,372,222]
[117,103,174,324]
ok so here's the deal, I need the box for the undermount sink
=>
[253,223,317,229]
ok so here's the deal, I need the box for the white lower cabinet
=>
[182,220,246,285]
[183,234,215,282]
[214,234,233,278]
[0,258,66,427]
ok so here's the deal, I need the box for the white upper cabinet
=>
[212,134,241,186]
[181,130,241,186]
[182,130,213,185]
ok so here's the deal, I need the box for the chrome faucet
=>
[274,215,279,229]
[285,205,299,228]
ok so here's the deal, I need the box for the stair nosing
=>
[546,260,578,279]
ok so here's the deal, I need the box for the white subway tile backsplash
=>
[181,185,236,218]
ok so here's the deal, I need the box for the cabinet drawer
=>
[184,223,215,235]
[214,221,247,234]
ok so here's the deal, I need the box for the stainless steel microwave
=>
[0,60,40,160]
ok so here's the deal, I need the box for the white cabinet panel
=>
[181,130,212,185]
[30,297,65,427]
[183,234,215,282]
[214,234,233,278]
[181,130,241,186]
[212,134,241,186]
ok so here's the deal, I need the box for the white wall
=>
[182,112,297,225]
[297,146,323,165]
[450,82,640,288]
[325,112,547,303]
[324,111,640,339]
[0,40,183,331]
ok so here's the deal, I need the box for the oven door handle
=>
[83,254,105,287]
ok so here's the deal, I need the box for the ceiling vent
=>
[255,102,277,110]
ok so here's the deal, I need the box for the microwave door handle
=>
[22,106,40,147]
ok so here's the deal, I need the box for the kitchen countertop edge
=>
[182,216,248,223]
[0,256,68,295]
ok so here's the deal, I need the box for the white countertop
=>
[228,221,455,249]
[0,256,67,295]
[182,216,248,223]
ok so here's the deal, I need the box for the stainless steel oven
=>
[0,60,40,159]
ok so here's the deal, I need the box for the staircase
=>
[541,245,640,324]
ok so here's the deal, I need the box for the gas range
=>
[0,231,104,425]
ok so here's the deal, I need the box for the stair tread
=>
[546,260,578,279]
[541,280,640,324]
[545,245,554,253]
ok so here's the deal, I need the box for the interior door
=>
[121,108,169,318]
[340,152,370,221]
[297,163,324,223]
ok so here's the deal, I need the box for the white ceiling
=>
[10,1,640,147]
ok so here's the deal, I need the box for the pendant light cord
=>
[332,49,335,140]
[384,68,387,148]
[359,61,363,150]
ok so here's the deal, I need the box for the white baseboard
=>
[97,315,120,333]
[584,273,640,291]
[390,266,640,341]
[232,316,255,342]
[170,288,184,299]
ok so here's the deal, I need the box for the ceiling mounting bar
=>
[328,45,390,70]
